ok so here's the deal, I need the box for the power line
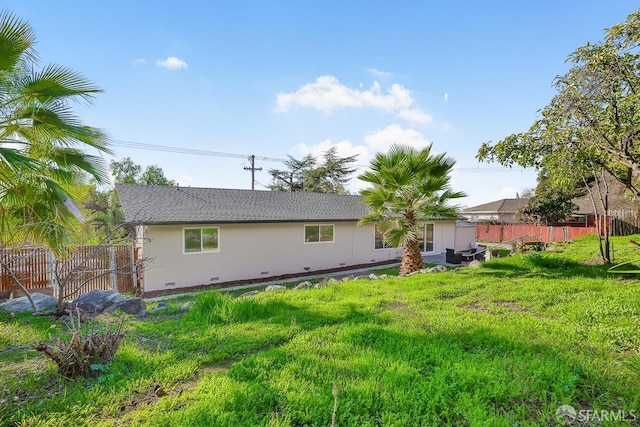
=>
[110,139,287,162]
[110,139,528,173]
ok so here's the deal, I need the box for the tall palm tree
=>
[0,10,111,251]
[359,144,465,275]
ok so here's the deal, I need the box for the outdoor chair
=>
[445,248,462,264]
[474,245,487,261]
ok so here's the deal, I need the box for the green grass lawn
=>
[2,235,640,426]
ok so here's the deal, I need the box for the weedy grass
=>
[1,235,640,426]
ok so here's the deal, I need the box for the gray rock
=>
[72,289,123,315]
[293,281,313,290]
[341,276,352,282]
[1,292,58,313]
[180,301,194,310]
[265,285,286,292]
[435,265,448,272]
[238,290,259,298]
[378,274,389,279]
[420,268,430,273]
[112,298,146,315]
[136,309,148,318]
[157,301,168,309]
[468,260,482,268]
[368,273,379,280]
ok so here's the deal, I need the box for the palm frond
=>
[0,10,37,73]
[22,63,102,104]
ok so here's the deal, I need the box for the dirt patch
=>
[582,258,606,266]
[458,301,489,313]
[494,300,528,312]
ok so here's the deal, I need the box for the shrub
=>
[32,312,127,378]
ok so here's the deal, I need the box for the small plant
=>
[32,310,127,378]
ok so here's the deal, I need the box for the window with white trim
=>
[184,227,219,253]
[374,226,393,249]
[304,224,334,243]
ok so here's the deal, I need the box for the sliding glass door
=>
[418,223,435,253]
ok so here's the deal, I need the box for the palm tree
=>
[359,144,465,275]
[0,10,111,251]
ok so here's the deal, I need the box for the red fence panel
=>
[476,224,598,244]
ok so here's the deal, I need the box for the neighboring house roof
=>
[116,184,371,224]
[462,198,530,214]
[572,178,637,214]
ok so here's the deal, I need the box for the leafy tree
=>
[269,147,357,193]
[110,157,141,184]
[110,157,175,186]
[359,144,465,275]
[0,11,110,252]
[82,182,125,240]
[139,165,175,186]
[476,10,640,262]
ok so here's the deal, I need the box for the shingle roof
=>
[116,184,371,224]
[462,198,530,214]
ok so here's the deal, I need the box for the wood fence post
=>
[129,243,137,293]
[47,249,59,298]
[109,244,118,291]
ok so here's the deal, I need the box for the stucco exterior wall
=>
[141,221,404,293]
[454,224,477,252]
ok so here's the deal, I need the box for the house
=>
[116,184,476,296]
[461,198,530,224]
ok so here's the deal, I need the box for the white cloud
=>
[133,58,146,65]
[366,67,392,79]
[396,108,432,124]
[156,56,188,70]
[364,124,430,152]
[275,76,413,113]
[444,92,449,102]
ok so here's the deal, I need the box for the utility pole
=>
[244,155,262,190]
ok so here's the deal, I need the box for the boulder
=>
[1,292,57,313]
[149,301,168,314]
[468,260,482,268]
[238,290,260,298]
[105,298,146,315]
[434,265,448,272]
[265,285,286,292]
[368,273,379,280]
[293,281,313,290]
[72,290,124,315]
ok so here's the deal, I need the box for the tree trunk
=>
[400,239,424,275]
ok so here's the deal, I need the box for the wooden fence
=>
[1,244,139,298]
[476,224,599,244]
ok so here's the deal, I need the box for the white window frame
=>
[374,225,393,250]
[304,224,335,244]
[183,226,220,254]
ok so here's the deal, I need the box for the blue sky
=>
[5,1,637,206]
